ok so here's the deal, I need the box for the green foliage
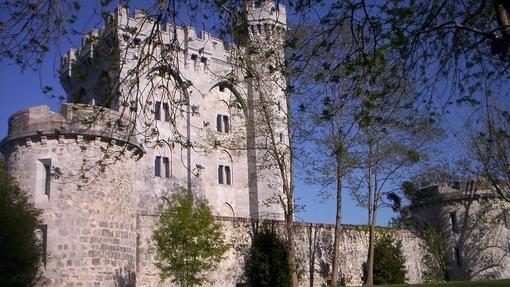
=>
[153,189,229,287]
[244,228,291,287]
[421,225,451,283]
[362,234,407,285]
[401,181,417,200]
[0,161,43,287]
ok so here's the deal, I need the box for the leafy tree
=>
[389,181,451,282]
[421,225,451,283]
[293,23,360,286]
[152,189,229,287]
[0,161,43,287]
[362,234,407,285]
[244,228,291,287]
[469,107,510,202]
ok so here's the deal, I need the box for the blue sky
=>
[0,1,406,226]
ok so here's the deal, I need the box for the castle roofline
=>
[411,179,505,208]
[1,104,143,156]
[246,0,287,26]
[60,4,242,74]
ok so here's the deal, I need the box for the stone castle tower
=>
[1,1,293,286]
[413,181,510,281]
[56,0,288,219]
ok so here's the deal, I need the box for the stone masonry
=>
[414,181,510,281]
[0,1,436,286]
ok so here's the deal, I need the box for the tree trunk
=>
[367,187,379,287]
[287,210,299,287]
[367,141,380,286]
[287,90,299,287]
[365,142,374,286]
[330,147,343,287]
[367,223,375,286]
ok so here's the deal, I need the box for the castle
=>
[1,1,509,286]
[412,180,510,281]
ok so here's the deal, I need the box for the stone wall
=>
[2,104,142,287]
[136,216,426,287]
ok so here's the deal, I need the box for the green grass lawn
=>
[379,279,510,287]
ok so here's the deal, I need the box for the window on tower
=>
[155,156,161,177]
[201,57,208,72]
[163,157,170,178]
[216,114,230,133]
[155,156,171,178]
[223,115,229,133]
[42,159,51,197]
[225,166,231,185]
[449,211,458,233]
[163,103,170,122]
[218,165,232,185]
[37,158,51,200]
[218,165,224,184]
[216,114,222,133]
[191,54,198,71]
[155,101,161,121]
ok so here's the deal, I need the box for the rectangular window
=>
[155,101,161,121]
[201,57,208,72]
[216,115,222,132]
[163,157,170,178]
[163,103,170,122]
[225,166,231,185]
[279,132,283,143]
[218,165,224,184]
[155,156,161,177]
[223,115,229,133]
[219,85,225,92]
[450,212,458,233]
[277,101,282,111]
[42,159,51,197]
[191,54,198,71]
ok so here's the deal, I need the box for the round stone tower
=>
[413,181,510,281]
[1,104,143,286]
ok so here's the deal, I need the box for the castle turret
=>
[244,0,288,219]
[413,181,510,280]
[1,104,142,286]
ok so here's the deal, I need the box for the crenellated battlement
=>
[246,0,286,26]
[61,5,236,74]
[2,104,143,155]
[413,180,500,206]
[60,1,289,75]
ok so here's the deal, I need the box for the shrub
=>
[244,228,291,287]
[0,161,43,287]
[153,189,229,287]
[362,234,407,285]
